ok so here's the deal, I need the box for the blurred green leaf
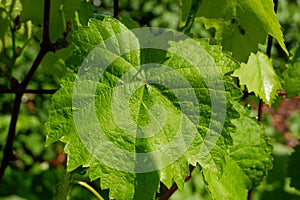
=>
[287,145,300,191]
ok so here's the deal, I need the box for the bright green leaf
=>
[229,101,273,187]
[232,52,282,105]
[203,155,249,200]
[203,102,272,198]
[45,17,272,200]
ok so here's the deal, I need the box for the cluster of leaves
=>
[1,0,300,200]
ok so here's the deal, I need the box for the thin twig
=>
[75,181,105,200]
[113,0,119,19]
[21,0,54,88]
[0,89,58,94]
[0,93,22,179]
[183,0,201,34]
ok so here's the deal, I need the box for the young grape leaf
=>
[184,0,289,61]
[232,52,282,105]
[45,17,272,200]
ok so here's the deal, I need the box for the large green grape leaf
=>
[283,45,300,98]
[184,0,289,61]
[232,52,282,105]
[45,17,272,200]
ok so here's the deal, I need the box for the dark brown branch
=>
[0,0,52,181]
[277,90,287,96]
[0,93,22,179]
[266,34,274,58]
[0,89,58,94]
[257,99,263,123]
[21,49,49,87]
[21,0,53,88]
[114,0,119,19]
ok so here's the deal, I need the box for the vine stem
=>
[0,89,57,94]
[248,0,279,199]
[114,0,119,19]
[183,0,201,34]
[75,181,105,200]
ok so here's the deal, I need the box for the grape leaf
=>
[203,155,249,200]
[187,0,289,61]
[283,45,300,98]
[45,17,272,200]
[232,52,282,105]
[203,102,272,199]
[229,101,273,187]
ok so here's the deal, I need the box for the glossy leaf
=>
[232,52,282,105]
